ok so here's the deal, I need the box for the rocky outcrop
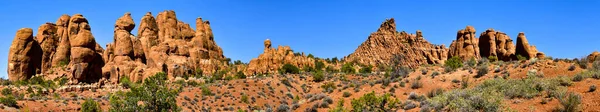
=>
[246,39,315,74]
[345,18,448,68]
[449,26,480,61]
[52,15,71,68]
[36,23,59,74]
[478,29,516,61]
[588,51,600,62]
[67,14,104,82]
[515,32,542,59]
[101,11,227,82]
[7,28,42,81]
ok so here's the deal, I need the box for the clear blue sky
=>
[1,0,598,78]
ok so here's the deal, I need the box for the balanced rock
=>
[7,28,42,81]
[346,18,448,69]
[449,26,480,61]
[67,14,103,82]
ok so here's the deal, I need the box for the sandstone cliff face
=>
[449,26,480,61]
[246,39,315,75]
[7,28,42,81]
[478,29,516,61]
[8,10,227,83]
[345,18,448,68]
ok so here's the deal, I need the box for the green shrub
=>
[466,57,477,67]
[423,89,502,112]
[359,65,373,74]
[343,92,351,97]
[235,71,246,79]
[82,98,101,112]
[1,88,12,96]
[202,86,213,96]
[411,80,423,89]
[444,56,463,72]
[341,63,355,74]
[0,96,18,108]
[195,68,204,78]
[556,92,581,112]
[313,71,325,82]
[120,76,134,88]
[307,54,315,59]
[280,64,300,74]
[427,88,444,98]
[589,85,596,92]
[391,66,410,79]
[321,82,336,92]
[488,56,498,62]
[572,74,584,82]
[575,58,588,69]
[241,94,249,104]
[315,60,325,71]
[475,65,489,78]
[109,72,181,111]
[351,91,400,111]
[303,65,315,73]
[517,55,527,61]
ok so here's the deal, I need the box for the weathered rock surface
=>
[36,23,59,74]
[67,14,104,82]
[515,32,541,59]
[345,18,448,68]
[449,26,480,61]
[7,28,42,81]
[478,29,516,61]
[52,15,71,68]
[246,39,316,74]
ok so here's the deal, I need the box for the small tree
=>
[444,56,463,72]
[314,60,325,71]
[341,63,355,74]
[109,72,181,111]
[313,71,325,82]
[359,65,373,74]
[281,64,300,74]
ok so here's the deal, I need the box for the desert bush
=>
[572,74,584,82]
[241,94,249,104]
[109,72,181,111]
[568,65,576,71]
[351,91,400,111]
[444,56,463,72]
[315,60,325,71]
[555,92,581,112]
[391,66,411,79]
[466,57,477,67]
[343,92,352,97]
[425,89,502,112]
[589,85,596,92]
[431,71,440,78]
[276,104,290,112]
[410,80,423,89]
[341,63,355,74]
[303,65,315,73]
[329,99,348,112]
[403,101,417,110]
[321,82,336,93]
[281,64,300,74]
[1,88,12,96]
[281,78,293,87]
[82,98,101,112]
[359,65,373,74]
[475,65,489,78]
[575,57,588,69]
[427,88,444,98]
[0,96,17,108]
[313,71,324,82]
[461,77,470,89]
[488,56,498,62]
[235,71,246,79]
[517,55,527,61]
[421,69,428,75]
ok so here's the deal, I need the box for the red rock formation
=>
[36,23,59,74]
[7,28,42,81]
[478,29,516,61]
[449,26,480,61]
[246,39,315,74]
[515,32,541,59]
[588,51,599,62]
[67,14,104,82]
[346,18,448,68]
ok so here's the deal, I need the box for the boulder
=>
[67,14,103,82]
[588,51,600,62]
[7,28,42,81]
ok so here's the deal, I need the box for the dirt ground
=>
[1,59,598,112]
